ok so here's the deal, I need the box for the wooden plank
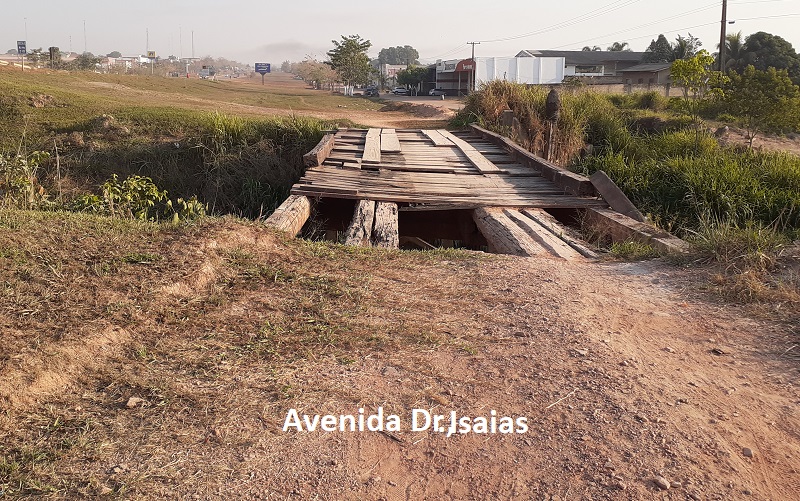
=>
[303,134,335,167]
[362,128,381,164]
[589,170,645,222]
[520,209,599,259]
[503,209,582,260]
[468,124,596,196]
[584,208,689,254]
[472,208,543,257]
[380,129,402,153]
[264,195,312,236]
[438,130,502,174]
[344,200,376,247]
[421,129,455,147]
[371,202,399,249]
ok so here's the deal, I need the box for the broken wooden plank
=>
[264,195,312,237]
[472,207,542,256]
[362,128,382,164]
[421,129,455,147]
[380,129,402,153]
[438,130,502,174]
[302,134,336,167]
[520,209,599,259]
[344,200,377,247]
[589,170,645,222]
[584,208,689,254]
[371,202,399,249]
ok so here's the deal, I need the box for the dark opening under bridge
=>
[266,124,686,259]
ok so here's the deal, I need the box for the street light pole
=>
[468,41,480,93]
[718,0,728,71]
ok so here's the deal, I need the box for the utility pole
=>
[467,41,480,93]
[718,0,728,72]
[83,20,87,54]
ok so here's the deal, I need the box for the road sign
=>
[255,63,271,75]
[17,41,26,55]
[147,51,156,59]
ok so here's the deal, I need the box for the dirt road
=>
[0,216,797,499]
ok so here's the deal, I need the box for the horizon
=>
[4,0,799,66]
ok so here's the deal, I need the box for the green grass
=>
[0,68,361,218]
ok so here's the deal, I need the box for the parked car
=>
[392,87,409,95]
[429,88,447,96]
[363,87,379,97]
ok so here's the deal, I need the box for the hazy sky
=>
[5,0,800,64]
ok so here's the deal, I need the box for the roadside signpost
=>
[17,41,26,71]
[147,51,156,75]
[255,63,271,85]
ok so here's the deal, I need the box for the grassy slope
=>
[0,210,486,497]
[0,69,380,150]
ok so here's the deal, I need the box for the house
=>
[516,50,644,77]
[617,62,672,85]
[435,56,565,95]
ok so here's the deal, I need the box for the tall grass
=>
[457,81,800,240]
[50,113,332,218]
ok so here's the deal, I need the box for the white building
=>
[435,56,565,94]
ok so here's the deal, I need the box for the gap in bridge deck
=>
[298,197,586,253]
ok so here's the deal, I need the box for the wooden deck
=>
[291,128,607,209]
[267,125,688,258]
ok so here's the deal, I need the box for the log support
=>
[344,200,376,247]
[372,202,399,248]
[584,208,689,254]
[264,195,312,236]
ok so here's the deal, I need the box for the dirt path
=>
[0,216,797,499]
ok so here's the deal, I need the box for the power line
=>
[476,0,644,44]
[560,12,800,50]
[552,1,720,49]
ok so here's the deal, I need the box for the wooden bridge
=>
[266,124,686,259]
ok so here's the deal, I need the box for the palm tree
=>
[607,41,630,52]
[719,31,744,71]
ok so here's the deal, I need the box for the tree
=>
[672,33,702,60]
[670,50,724,150]
[326,34,373,88]
[107,51,122,58]
[69,52,102,71]
[396,66,428,92]
[582,46,601,51]
[718,31,744,71]
[27,48,44,66]
[607,41,631,52]
[280,60,291,73]
[377,46,419,66]
[734,32,800,84]
[642,34,675,63]
[723,65,800,147]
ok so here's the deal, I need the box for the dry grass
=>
[0,210,494,497]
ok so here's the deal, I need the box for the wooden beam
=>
[438,130,502,174]
[584,208,690,254]
[589,170,645,222]
[344,200,377,247]
[421,129,455,147]
[264,195,312,237]
[380,129,402,153]
[362,128,382,164]
[520,209,599,259]
[472,207,542,257]
[371,202,399,249]
[468,124,596,196]
[503,209,582,260]
[303,134,336,167]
